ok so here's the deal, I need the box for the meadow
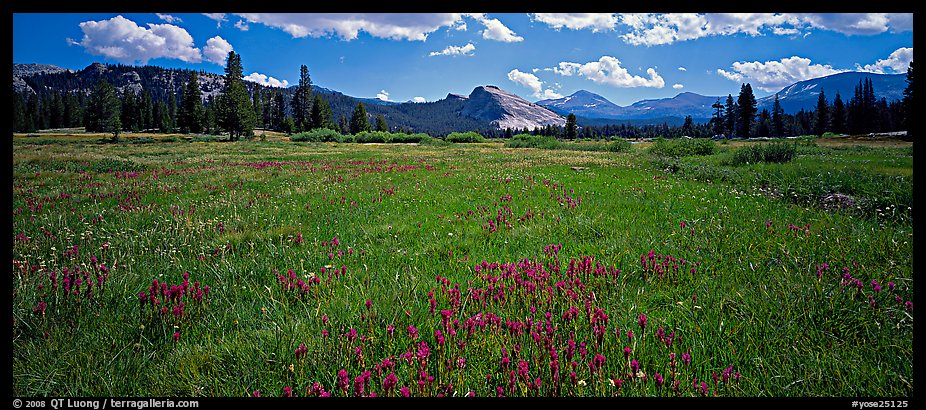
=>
[11,133,913,397]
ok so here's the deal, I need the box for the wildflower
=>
[173,331,180,342]
[365,299,373,309]
[337,369,350,392]
[680,221,686,228]
[888,282,895,292]
[654,373,664,388]
[623,347,632,358]
[407,325,419,340]
[252,390,260,397]
[386,324,395,337]
[872,280,881,293]
[630,359,640,375]
[700,382,709,396]
[627,329,633,340]
[906,301,913,312]
[681,351,691,366]
[399,386,410,397]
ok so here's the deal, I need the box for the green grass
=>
[12,136,913,397]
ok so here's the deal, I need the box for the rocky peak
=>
[461,85,564,130]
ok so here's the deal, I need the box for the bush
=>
[649,137,715,157]
[446,131,485,143]
[389,133,429,143]
[730,142,797,165]
[504,134,562,149]
[354,131,389,143]
[607,139,633,153]
[291,128,344,142]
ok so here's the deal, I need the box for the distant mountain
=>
[757,71,906,113]
[461,85,564,130]
[537,90,713,123]
[538,72,906,123]
[13,63,71,94]
[537,90,624,119]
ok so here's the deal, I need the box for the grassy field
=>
[12,133,913,397]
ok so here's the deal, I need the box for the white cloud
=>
[552,56,665,88]
[677,66,687,71]
[858,47,913,74]
[202,13,227,28]
[616,13,911,46]
[376,90,390,101]
[507,69,562,99]
[156,13,182,24]
[203,36,234,65]
[477,16,524,42]
[531,13,618,32]
[234,20,249,31]
[795,13,913,35]
[236,13,464,41]
[412,96,427,103]
[429,42,476,57]
[716,56,845,92]
[74,15,202,64]
[673,83,684,89]
[244,72,289,88]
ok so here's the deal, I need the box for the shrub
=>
[504,134,561,149]
[649,137,715,157]
[354,131,390,143]
[389,133,429,143]
[607,139,633,153]
[730,142,797,165]
[291,128,344,143]
[446,131,485,143]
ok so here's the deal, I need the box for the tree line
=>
[12,57,914,140]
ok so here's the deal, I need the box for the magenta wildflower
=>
[630,359,640,375]
[681,351,691,366]
[173,331,180,342]
[627,329,633,340]
[337,369,349,392]
[905,301,913,312]
[252,390,260,397]
[386,324,395,337]
[383,373,398,393]
[399,386,410,397]
[365,299,373,309]
[623,347,632,358]
[283,386,293,397]
[680,221,686,228]
[654,373,664,388]
[638,313,647,330]
[700,382,709,396]
[888,282,895,292]
[407,325,419,340]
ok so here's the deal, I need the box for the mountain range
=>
[536,71,906,124]
[14,62,906,133]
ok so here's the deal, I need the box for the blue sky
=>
[12,13,913,106]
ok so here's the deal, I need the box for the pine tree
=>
[756,109,771,138]
[86,79,122,140]
[25,93,38,132]
[338,114,350,134]
[771,94,784,137]
[682,115,693,136]
[178,71,205,134]
[271,91,286,132]
[736,84,757,138]
[350,102,371,134]
[252,87,264,130]
[167,92,177,133]
[723,94,737,137]
[831,92,846,135]
[12,91,26,132]
[710,98,725,136]
[310,94,334,130]
[903,61,914,136]
[564,113,578,139]
[374,114,388,132]
[292,65,313,132]
[141,90,154,131]
[217,51,256,140]
[49,92,64,129]
[814,88,829,136]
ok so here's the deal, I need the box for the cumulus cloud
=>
[234,20,249,31]
[552,56,665,88]
[716,56,845,92]
[202,13,227,28]
[673,84,684,89]
[858,47,913,73]
[531,13,618,32]
[678,66,687,71]
[236,13,464,41]
[376,90,390,101]
[476,16,524,42]
[429,42,476,57]
[203,36,234,65]
[507,69,562,99]
[244,72,289,88]
[412,96,427,103]
[156,13,182,24]
[74,15,201,64]
[616,13,912,46]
